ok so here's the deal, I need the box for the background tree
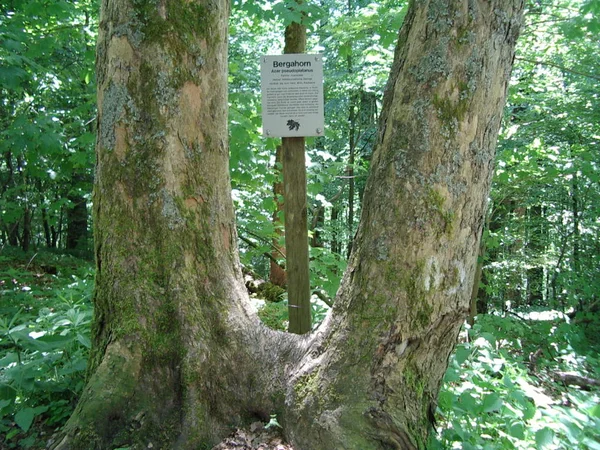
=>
[0,0,96,254]
[476,0,600,322]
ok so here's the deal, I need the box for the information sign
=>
[260,54,324,138]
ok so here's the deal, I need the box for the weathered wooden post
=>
[282,20,311,334]
[260,19,324,334]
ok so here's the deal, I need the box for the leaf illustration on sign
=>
[287,119,300,131]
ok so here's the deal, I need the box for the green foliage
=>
[229,0,404,299]
[0,0,97,251]
[257,295,331,331]
[309,246,346,299]
[0,249,93,448]
[432,314,600,449]
[257,299,289,332]
[481,0,600,315]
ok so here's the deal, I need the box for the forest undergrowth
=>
[1,249,598,449]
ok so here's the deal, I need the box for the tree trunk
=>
[469,210,490,324]
[66,189,88,251]
[347,90,357,258]
[331,205,341,254]
[52,200,62,248]
[53,1,283,447]
[55,1,524,449]
[3,150,20,247]
[526,205,544,305]
[21,206,31,252]
[571,169,581,309]
[8,221,19,247]
[42,205,53,248]
[310,206,325,248]
[285,2,524,447]
[468,234,486,326]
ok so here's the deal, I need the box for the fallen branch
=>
[516,57,600,82]
[552,371,600,390]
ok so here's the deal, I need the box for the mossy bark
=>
[53,1,297,448]
[55,0,524,449]
[283,1,525,448]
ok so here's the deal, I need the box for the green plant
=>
[0,250,93,448]
[432,314,600,450]
[257,300,289,331]
[264,414,282,430]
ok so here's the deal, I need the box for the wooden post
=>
[283,16,311,334]
[283,137,311,334]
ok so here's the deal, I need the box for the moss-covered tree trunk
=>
[55,0,524,449]
[282,1,525,448]
[53,0,294,448]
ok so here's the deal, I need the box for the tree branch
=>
[312,289,333,308]
[516,57,600,82]
[553,371,600,390]
[238,233,285,266]
[310,187,345,230]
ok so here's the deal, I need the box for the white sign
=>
[260,54,324,138]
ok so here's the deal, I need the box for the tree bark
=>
[55,1,524,449]
[310,206,325,248]
[21,206,31,252]
[66,190,88,251]
[284,1,525,447]
[346,0,357,258]
[331,205,341,254]
[468,235,486,326]
[53,1,290,447]
[269,145,287,287]
[347,90,357,258]
[42,205,53,248]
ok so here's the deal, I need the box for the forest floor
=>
[211,424,294,450]
[1,248,598,449]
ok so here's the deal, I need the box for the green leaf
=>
[535,427,554,448]
[454,344,471,365]
[589,403,600,418]
[0,384,17,405]
[14,407,36,432]
[0,399,13,413]
[582,438,600,450]
[458,391,479,413]
[77,332,91,349]
[507,421,525,439]
[482,393,503,413]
